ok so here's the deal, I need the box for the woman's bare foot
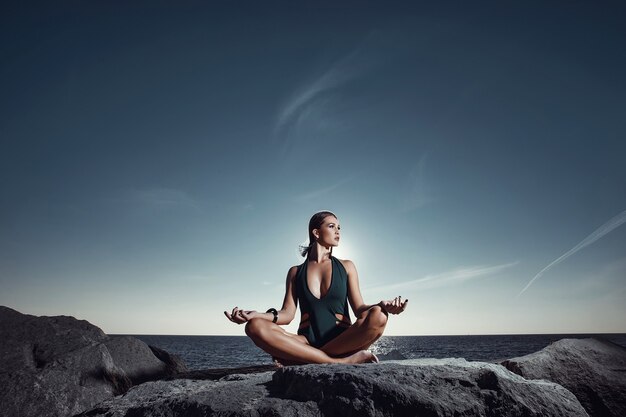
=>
[271,351,377,366]
[340,350,379,364]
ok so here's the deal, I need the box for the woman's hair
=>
[298,210,338,257]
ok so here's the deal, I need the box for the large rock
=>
[0,306,187,417]
[3,305,618,417]
[104,336,172,384]
[502,338,626,417]
[80,359,588,417]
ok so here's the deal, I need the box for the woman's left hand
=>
[379,296,408,315]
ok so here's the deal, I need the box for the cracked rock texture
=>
[0,306,187,417]
[80,359,588,417]
[502,338,626,417]
[4,305,624,417]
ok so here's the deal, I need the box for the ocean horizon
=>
[120,333,626,370]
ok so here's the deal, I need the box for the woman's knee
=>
[245,318,268,338]
[365,305,388,329]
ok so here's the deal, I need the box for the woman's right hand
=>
[224,307,258,324]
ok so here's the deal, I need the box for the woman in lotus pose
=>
[224,210,408,365]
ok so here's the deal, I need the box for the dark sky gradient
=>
[1,1,625,334]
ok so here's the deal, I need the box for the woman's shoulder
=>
[334,257,356,272]
[287,262,305,277]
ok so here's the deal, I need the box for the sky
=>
[1,1,625,336]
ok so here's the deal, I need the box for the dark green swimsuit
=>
[295,256,351,348]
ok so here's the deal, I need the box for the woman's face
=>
[314,216,341,247]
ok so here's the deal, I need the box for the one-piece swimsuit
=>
[295,256,351,348]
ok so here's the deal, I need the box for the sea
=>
[128,333,626,370]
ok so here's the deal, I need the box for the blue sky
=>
[1,1,625,335]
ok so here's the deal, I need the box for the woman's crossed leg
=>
[244,305,388,365]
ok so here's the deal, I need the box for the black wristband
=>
[266,308,278,323]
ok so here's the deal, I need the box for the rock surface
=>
[502,338,626,417]
[4,305,624,417]
[80,358,588,417]
[0,306,187,417]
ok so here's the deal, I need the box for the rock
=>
[147,344,189,376]
[105,336,187,384]
[3,305,616,417]
[1,342,126,417]
[501,338,626,417]
[0,306,107,374]
[0,306,187,417]
[79,373,276,417]
[80,358,588,417]
[171,364,277,381]
[377,348,407,361]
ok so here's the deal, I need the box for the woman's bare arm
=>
[276,265,299,324]
[343,259,376,317]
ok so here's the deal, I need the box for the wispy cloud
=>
[272,32,394,156]
[365,261,519,292]
[274,51,365,152]
[518,209,626,297]
[293,174,358,202]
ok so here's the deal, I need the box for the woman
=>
[224,210,408,365]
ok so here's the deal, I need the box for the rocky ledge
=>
[502,337,626,417]
[0,306,187,417]
[1,306,625,417]
[80,359,588,417]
